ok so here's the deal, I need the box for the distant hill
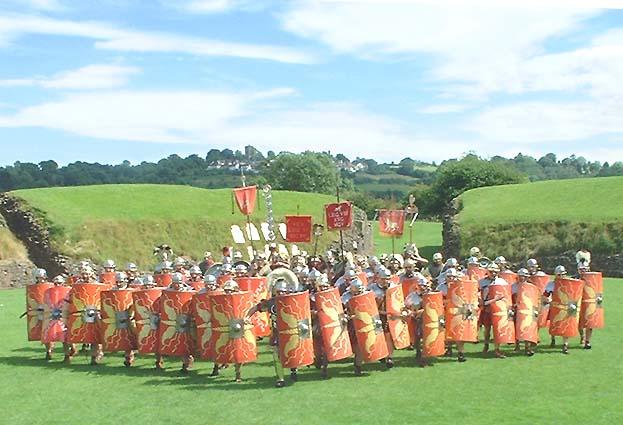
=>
[454,176,623,261]
[11,184,337,268]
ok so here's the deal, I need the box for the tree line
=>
[1,146,621,219]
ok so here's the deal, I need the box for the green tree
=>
[427,156,527,214]
[263,152,338,194]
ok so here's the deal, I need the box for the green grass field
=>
[373,221,442,259]
[458,176,623,225]
[1,282,621,425]
[10,184,337,267]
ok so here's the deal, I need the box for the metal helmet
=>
[345,269,357,280]
[404,258,415,269]
[234,264,248,275]
[467,256,479,266]
[517,268,530,277]
[203,274,217,284]
[33,268,47,280]
[161,261,173,271]
[494,256,507,265]
[189,265,202,275]
[487,263,500,272]
[469,246,481,257]
[80,265,94,275]
[445,258,459,268]
[554,265,567,276]
[115,271,128,283]
[349,278,364,294]
[222,279,240,293]
[445,268,459,279]
[378,267,392,279]
[174,257,186,267]
[315,275,331,291]
[432,252,443,261]
[172,272,185,284]
[526,258,538,268]
[204,251,212,259]
[126,262,138,272]
[52,275,66,285]
[368,256,379,266]
[271,279,288,296]
[307,268,322,282]
[102,259,116,269]
[221,263,233,274]
[141,274,155,287]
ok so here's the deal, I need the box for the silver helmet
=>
[126,262,138,272]
[102,259,116,269]
[189,265,202,275]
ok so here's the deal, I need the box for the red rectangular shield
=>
[41,286,71,344]
[192,290,223,360]
[579,272,604,329]
[233,186,257,216]
[325,202,353,230]
[445,279,480,342]
[276,291,314,368]
[515,283,540,344]
[132,288,163,354]
[235,277,271,337]
[26,283,53,341]
[66,283,105,344]
[549,278,584,337]
[285,215,312,242]
[378,209,405,236]
[422,291,446,357]
[210,291,257,364]
[385,285,410,349]
[315,287,353,362]
[488,284,515,344]
[100,289,137,352]
[158,290,195,357]
[349,291,389,362]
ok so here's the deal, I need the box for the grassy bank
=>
[11,184,337,267]
[456,177,623,258]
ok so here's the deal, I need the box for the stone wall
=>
[0,193,69,278]
[328,206,374,256]
[0,260,35,288]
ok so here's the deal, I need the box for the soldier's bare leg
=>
[210,362,220,376]
[353,346,363,376]
[181,354,194,373]
[45,343,53,360]
[444,342,453,357]
[579,328,585,345]
[457,342,466,362]
[584,328,593,349]
[155,354,164,369]
[272,346,285,387]
[90,343,103,365]
[494,343,505,358]
[123,350,134,367]
[235,363,242,382]
[550,335,556,347]
[290,368,298,381]
[482,326,491,353]
[561,336,569,354]
[63,343,75,364]
[320,353,328,379]
[384,332,394,368]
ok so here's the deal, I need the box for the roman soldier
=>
[247,276,290,387]
[479,263,509,357]
[188,266,203,291]
[308,270,331,378]
[173,257,189,280]
[198,251,214,275]
[164,272,195,372]
[427,253,444,284]
[100,259,117,285]
[341,277,366,375]
[514,268,538,356]
[481,263,511,358]
[250,253,271,277]
[367,266,398,369]
[42,275,74,361]
[125,262,139,286]
[547,265,573,354]
[73,265,105,365]
[404,273,432,366]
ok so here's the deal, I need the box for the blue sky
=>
[0,0,622,166]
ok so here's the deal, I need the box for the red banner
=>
[325,202,353,230]
[378,209,405,236]
[233,186,257,216]
[285,215,312,242]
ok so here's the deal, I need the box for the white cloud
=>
[418,103,471,114]
[280,3,598,94]
[0,64,140,90]
[0,14,314,64]
[0,88,470,162]
[466,100,623,143]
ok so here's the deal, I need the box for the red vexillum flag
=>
[233,186,257,216]
[325,202,353,231]
[378,209,405,236]
[285,215,312,243]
